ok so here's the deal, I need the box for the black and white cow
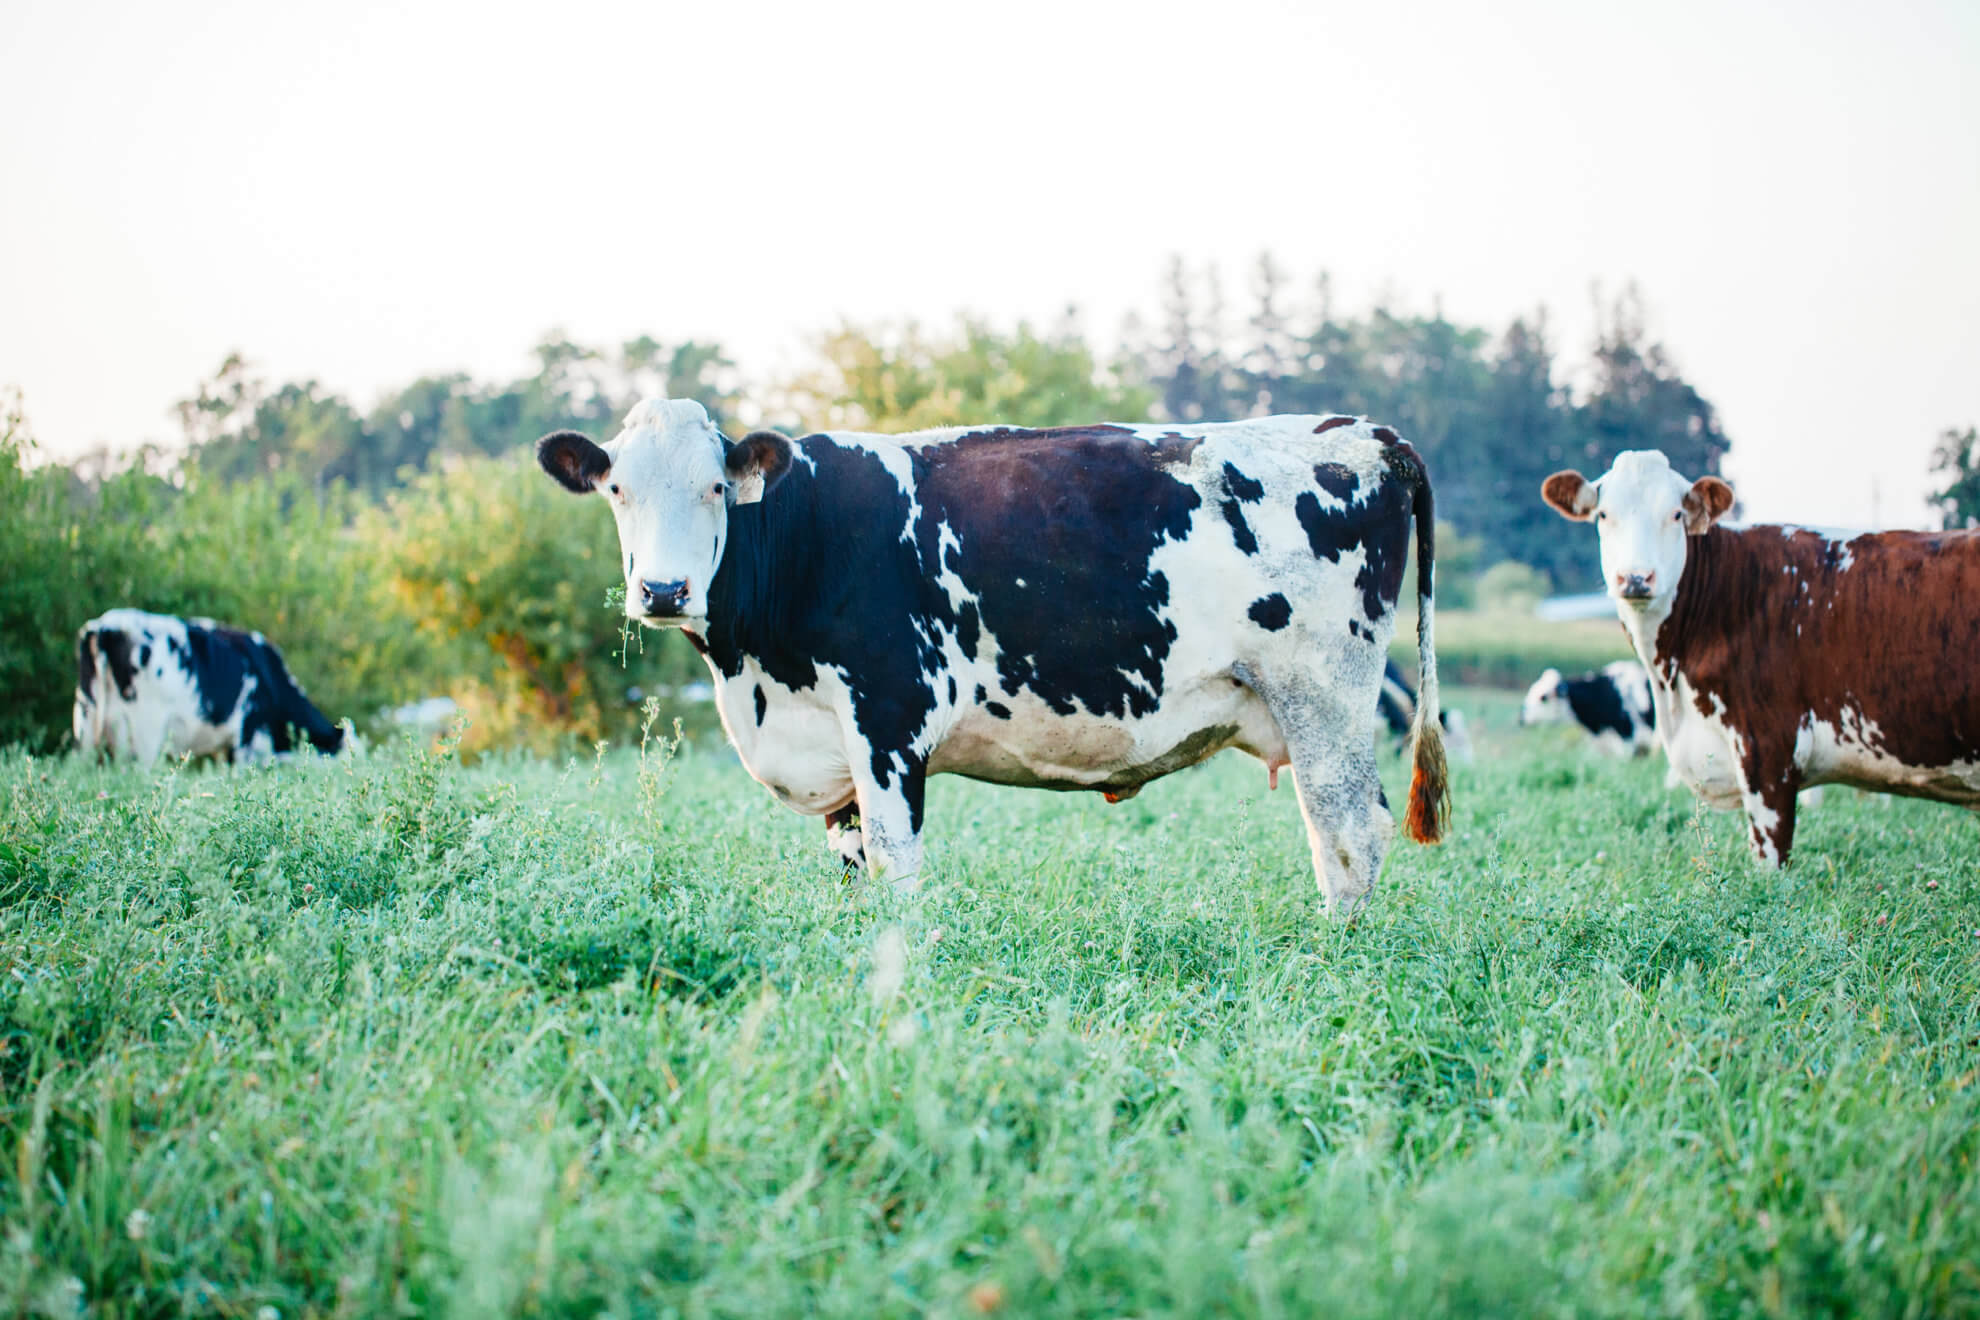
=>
[538,399,1451,916]
[74,609,347,768]
[1519,661,1658,757]
[1376,659,1472,764]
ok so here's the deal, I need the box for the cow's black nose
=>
[640,579,691,616]
[1618,574,1655,601]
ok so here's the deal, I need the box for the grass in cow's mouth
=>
[1,686,1975,1316]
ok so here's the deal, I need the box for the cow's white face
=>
[538,398,792,626]
[1520,668,1568,725]
[1542,449,1734,617]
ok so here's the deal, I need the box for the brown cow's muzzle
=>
[1616,573,1655,602]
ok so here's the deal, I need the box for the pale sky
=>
[3,0,1975,527]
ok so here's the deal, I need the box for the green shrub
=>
[0,419,699,756]
[1475,560,1552,613]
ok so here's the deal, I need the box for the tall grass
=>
[2,691,1975,1316]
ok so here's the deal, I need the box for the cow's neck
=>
[1616,527,1737,716]
[695,460,824,685]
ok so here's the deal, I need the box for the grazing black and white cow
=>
[1543,449,1980,866]
[1377,659,1472,764]
[538,398,1451,916]
[74,609,347,768]
[1519,661,1657,756]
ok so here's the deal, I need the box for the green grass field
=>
[3,689,1977,1317]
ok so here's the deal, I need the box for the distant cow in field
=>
[1543,450,1980,866]
[1520,661,1657,757]
[538,398,1451,917]
[74,609,347,768]
[1377,659,1472,763]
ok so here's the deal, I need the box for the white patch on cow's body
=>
[1777,523,1864,571]
[705,657,854,815]
[1792,709,1980,804]
[1651,675,1744,810]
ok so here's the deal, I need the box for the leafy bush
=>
[1474,560,1552,613]
[0,411,697,756]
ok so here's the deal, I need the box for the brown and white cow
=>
[1543,449,1980,866]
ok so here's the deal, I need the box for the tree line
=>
[5,260,1747,752]
[101,258,1738,593]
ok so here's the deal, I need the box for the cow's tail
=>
[1393,443,1451,845]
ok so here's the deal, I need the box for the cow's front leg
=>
[824,802,866,878]
[1733,746,1800,868]
[848,751,926,895]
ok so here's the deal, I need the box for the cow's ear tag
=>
[724,430,795,505]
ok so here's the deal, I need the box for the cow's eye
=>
[1673,510,1683,522]
[710,481,729,500]
[609,483,620,496]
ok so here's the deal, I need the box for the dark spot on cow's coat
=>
[974,684,987,704]
[911,426,1202,721]
[98,628,139,699]
[753,684,767,726]
[74,632,98,706]
[985,701,1012,720]
[1294,476,1412,621]
[1371,426,1400,443]
[1314,416,1355,433]
[1349,619,1373,642]
[1313,463,1359,501]
[1248,593,1292,631]
[947,675,957,705]
[1221,462,1264,503]
[1565,675,1635,739]
[1220,499,1259,555]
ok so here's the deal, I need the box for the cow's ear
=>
[724,430,794,505]
[537,430,612,494]
[1683,475,1735,534]
[1541,470,1597,521]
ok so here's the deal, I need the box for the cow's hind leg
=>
[1253,672,1393,919]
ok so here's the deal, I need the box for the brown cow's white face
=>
[1543,449,1734,617]
[538,398,793,626]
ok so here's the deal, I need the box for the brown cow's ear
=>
[1684,475,1735,534]
[537,430,612,494]
[1541,470,1597,521]
[724,430,794,505]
